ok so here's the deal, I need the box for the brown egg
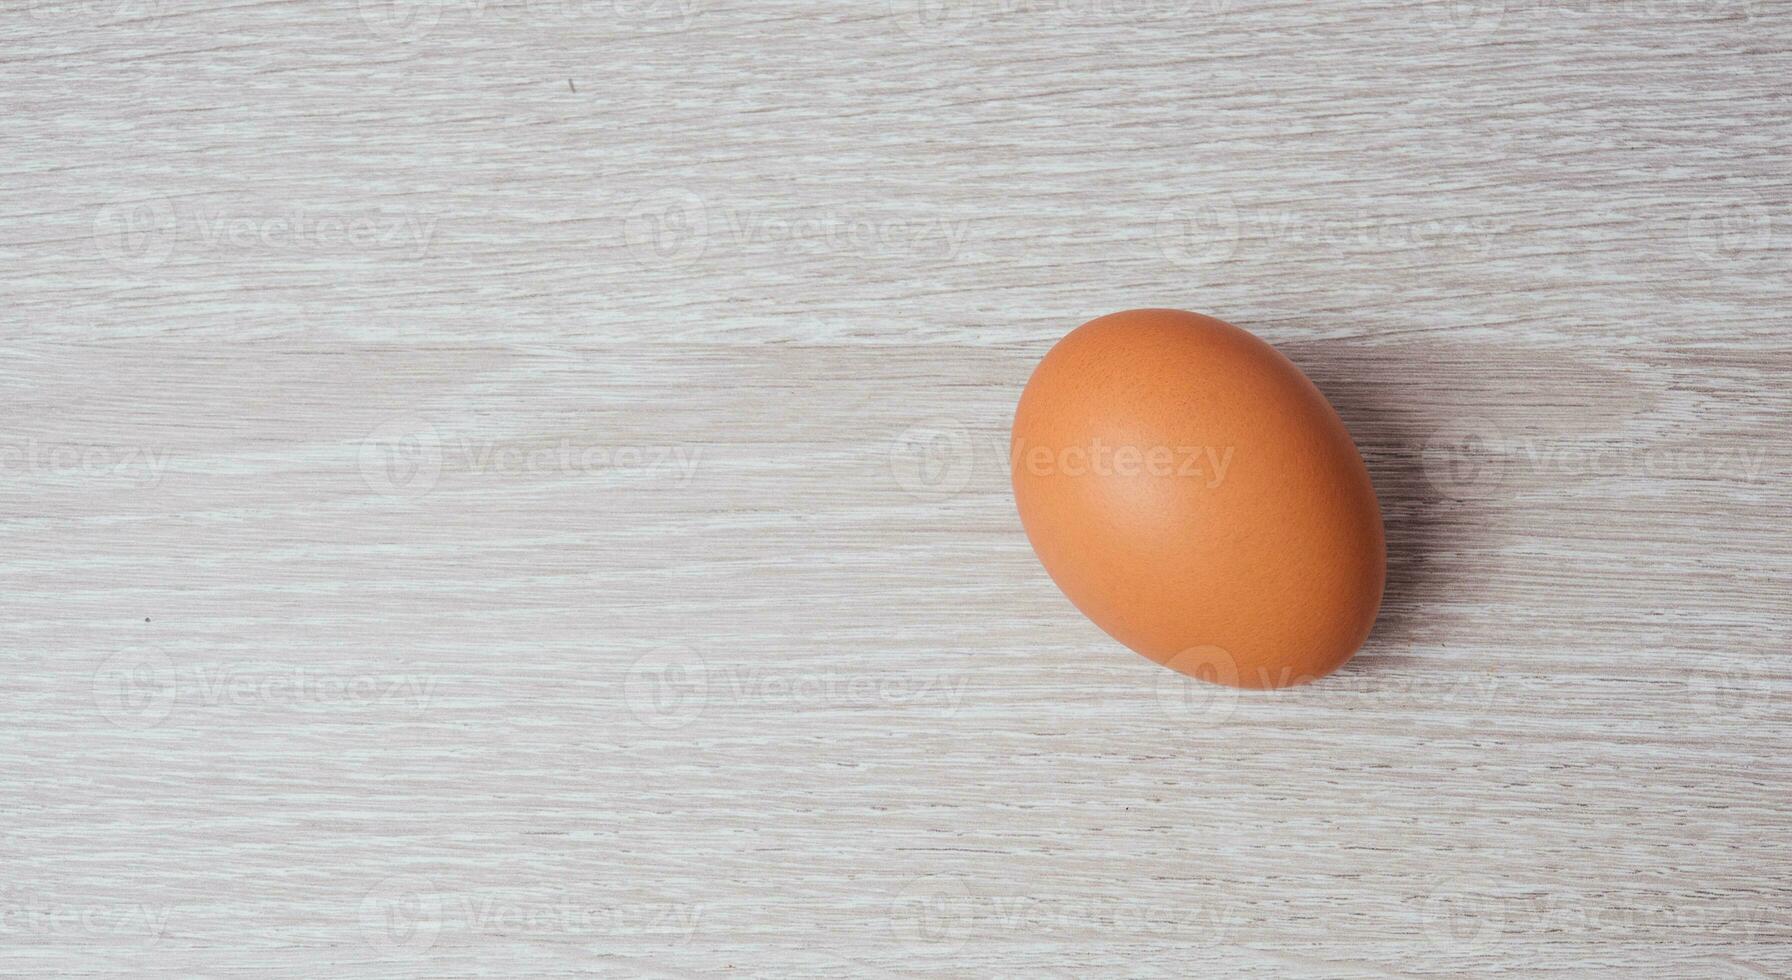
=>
[1011,309,1385,689]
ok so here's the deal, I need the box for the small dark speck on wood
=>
[568,79,575,93]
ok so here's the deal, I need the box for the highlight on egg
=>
[1010,309,1385,690]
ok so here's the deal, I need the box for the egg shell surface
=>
[1010,309,1386,689]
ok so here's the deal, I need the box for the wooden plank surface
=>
[2,1,1788,976]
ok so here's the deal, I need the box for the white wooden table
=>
[3,1,1788,976]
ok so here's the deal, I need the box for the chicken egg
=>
[1011,309,1385,690]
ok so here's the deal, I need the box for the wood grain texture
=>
[2,1,1789,976]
